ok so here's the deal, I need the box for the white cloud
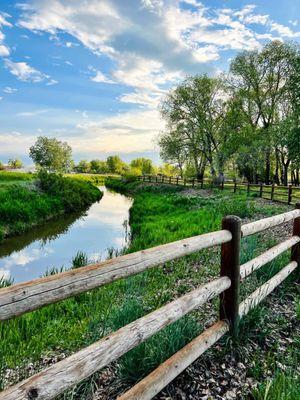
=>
[17,109,49,117]
[91,70,115,84]
[4,59,58,85]
[46,79,58,86]
[5,59,48,82]
[0,13,12,57]
[270,22,300,38]
[3,86,18,94]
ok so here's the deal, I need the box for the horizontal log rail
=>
[0,277,230,400]
[239,261,298,317]
[240,236,300,279]
[0,194,299,400]
[0,230,231,322]
[139,175,300,205]
[118,320,229,400]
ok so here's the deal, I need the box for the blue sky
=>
[0,0,299,165]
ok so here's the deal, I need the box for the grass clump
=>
[253,373,300,400]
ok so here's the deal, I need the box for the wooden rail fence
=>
[139,175,300,205]
[0,205,299,399]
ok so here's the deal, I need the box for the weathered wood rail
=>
[139,175,300,205]
[0,204,299,400]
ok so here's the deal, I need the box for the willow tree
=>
[160,75,235,181]
[230,41,299,184]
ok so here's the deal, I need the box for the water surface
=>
[0,187,132,283]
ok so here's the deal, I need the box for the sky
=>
[0,0,300,165]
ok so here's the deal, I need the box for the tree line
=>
[27,136,175,177]
[159,41,300,186]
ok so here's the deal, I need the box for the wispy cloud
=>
[3,86,18,94]
[0,13,12,56]
[5,59,48,82]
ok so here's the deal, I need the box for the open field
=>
[1,179,298,399]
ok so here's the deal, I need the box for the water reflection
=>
[0,187,132,283]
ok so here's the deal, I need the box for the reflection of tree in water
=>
[0,209,89,259]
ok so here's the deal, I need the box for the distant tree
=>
[130,158,154,175]
[8,158,23,169]
[90,159,109,174]
[158,129,188,177]
[157,163,178,177]
[75,160,91,173]
[106,155,127,174]
[29,136,73,173]
[0,161,4,170]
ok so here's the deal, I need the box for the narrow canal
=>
[0,187,132,283]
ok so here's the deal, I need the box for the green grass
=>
[0,179,298,397]
[0,172,102,242]
[253,373,300,400]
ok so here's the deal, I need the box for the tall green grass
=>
[0,172,102,241]
[0,179,297,396]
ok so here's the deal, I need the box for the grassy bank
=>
[0,179,299,398]
[0,171,102,242]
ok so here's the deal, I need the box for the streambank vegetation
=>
[0,171,102,243]
[1,180,298,399]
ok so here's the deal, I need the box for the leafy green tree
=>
[158,129,188,177]
[29,136,73,173]
[161,75,234,181]
[106,156,127,174]
[130,158,154,175]
[8,158,23,169]
[229,41,299,184]
[90,160,109,174]
[75,160,91,173]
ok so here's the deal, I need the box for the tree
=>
[0,161,4,170]
[90,160,109,174]
[29,136,73,173]
[158,129,188,177]
[130,158,154,175]
[229,41,299,184]
[106,156,127,174]
[8,158,23,169]
[75,160,91,173]
[160,75,234,181]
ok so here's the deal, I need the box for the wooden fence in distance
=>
[0,206,299,399]
[139,175,300,205]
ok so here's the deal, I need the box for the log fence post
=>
[176,177,179,185]
[220,215,241,339]
[247,182,250,195]
[156,175,158,183]
[259,183,263,198]
[169,176,172,184]
[291,203,300,280]
[234,180,237,193]
[192,178,195,188]
[288,185,293,205]
[201,180,204,189]
[271,184,275,201]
